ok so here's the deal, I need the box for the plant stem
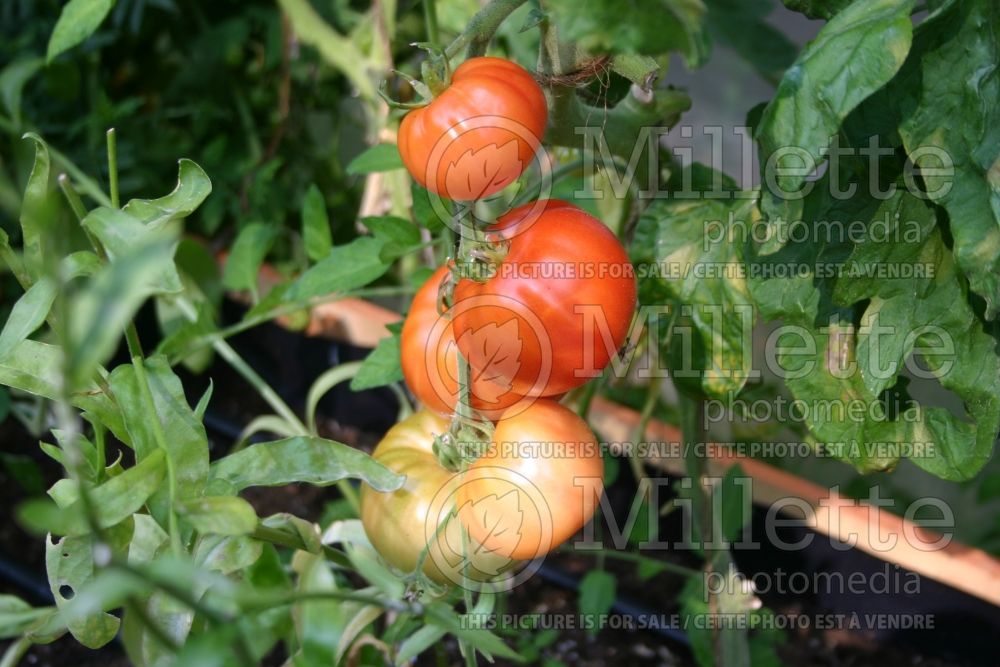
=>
[169,284,414,363]
[568,546,700,579]
[125,325,183,556]
[251,524,353,569]
[423,0,440,49]
[444,0,526,59]
[106,129,120,209]
[0,636,31,667]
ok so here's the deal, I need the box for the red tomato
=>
[452,200,637,397]
[400,265,530,419]
[397,57,547,200]
[457,399,604,560]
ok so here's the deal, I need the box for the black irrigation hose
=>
[535,563,692,648]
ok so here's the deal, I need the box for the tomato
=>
[452,200,637,397]
[457,399,604,561]
[397,57,547,200]
[360,410,510,585]
[400,265,531,419]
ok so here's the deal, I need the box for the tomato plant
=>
[1,0,997,666]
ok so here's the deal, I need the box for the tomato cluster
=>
[362,57,636,585]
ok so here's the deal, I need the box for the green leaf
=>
[19,133,60,281]
[781,0,854,19]
[546,0,708,63]
[19,450,164,536]
[109,356,210,518]
[178,496,259,536]
[66,235,180,387]
[749,185,1000,479]
[756,0,915,251]
[424,602,521,661]
[209,436,404,494]
[350,334,403,391]
[345,143,404,175]
[82,206,183,290]
[0,339,126,441]
[411,182,449,232]
[47,0,116,61]
[0,277,56,358]
[363,215,421,246]
[301,184,333,262]
[0,57,44,127]
[123,159,212,228]
[285,236,390,301]
[222,223,277,294]
[261,513,323,555]
[895,0,1000,317]
[577,571,616,635]
[632,195,756,398]
[0,596,55,640]
[46,534,122,648]
[705,0,797,84]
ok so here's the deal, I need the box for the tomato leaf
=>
[301,183,333,262]
[345,143,404,175]
[756,0,915,253]
[895,0,1000,317]
[632,192,756,398]
[122,159,212,228]
[546,0,707,63]
[351,333,404,391]
[285,236,390,301]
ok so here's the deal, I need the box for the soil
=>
[1,312,994,666]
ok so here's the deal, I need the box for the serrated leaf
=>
[286,236,389,301]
